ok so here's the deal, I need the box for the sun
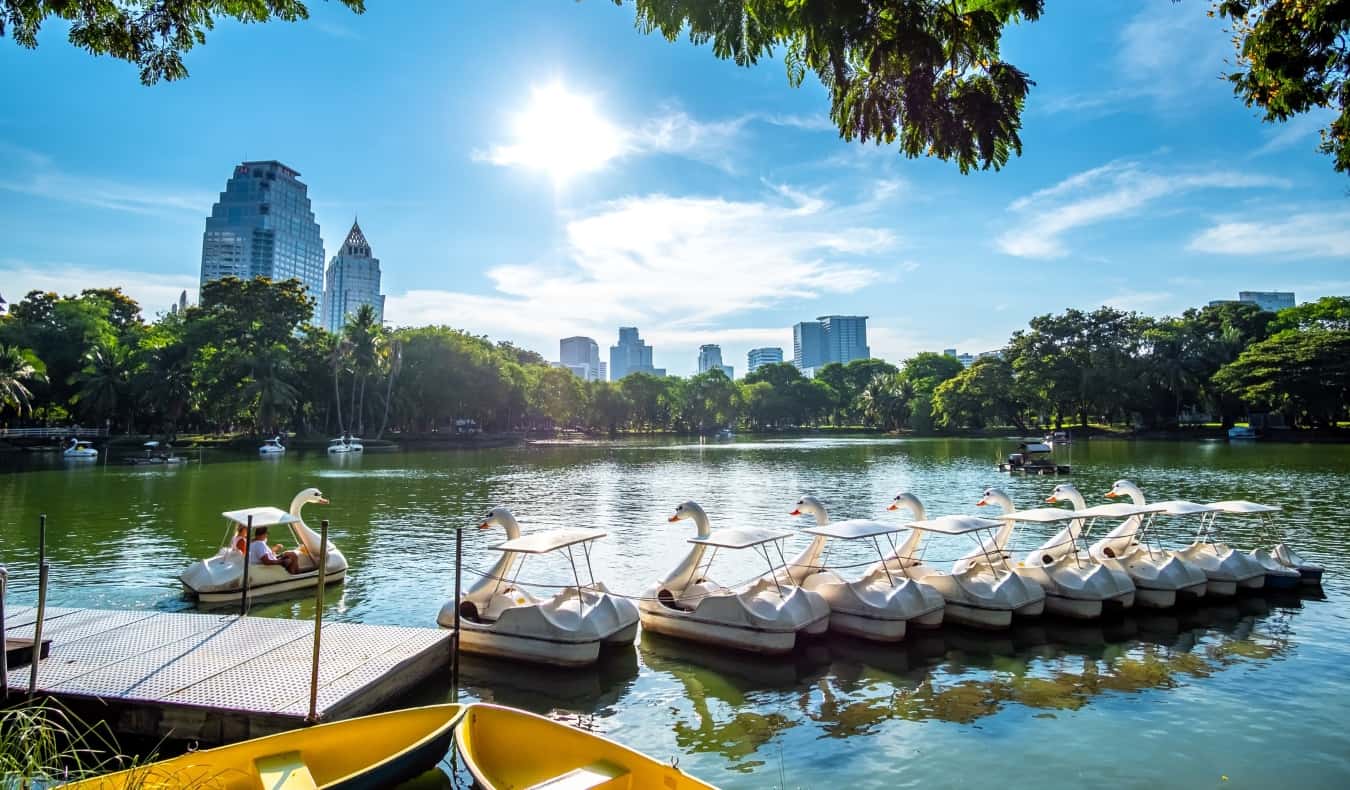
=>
[491,81,627,185]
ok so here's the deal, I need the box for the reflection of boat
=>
[997,441,1069,475]
[258,435,286,455]
[1051,483,1208,608]
[784,495,944,640]
[1227,426,1258,440]
[978,490,1135,619]
[638,501,830,654]
[68,703,465,789]
[456,703,718,790]
[877,493,1045,629]
[1207,500,1320,588]
[438,507,638,667]
[62,438,97,459]
[180,487,346,604]
[458,647,640,711]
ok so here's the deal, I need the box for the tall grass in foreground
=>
[0,698,155,788]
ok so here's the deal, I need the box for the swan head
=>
[668,501,706,524]
[294,487,329,507]
[1046,483,1080,505]
[887,492,926,521]
[976,487,1013,512]
[478,506,515,530]
[1104,480,1144,503]
[790,495,828,521]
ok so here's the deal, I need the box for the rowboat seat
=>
[255,750,319,790]
[526,760,630,790]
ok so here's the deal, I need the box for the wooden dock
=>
[3,607,452,743]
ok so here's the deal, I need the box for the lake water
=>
[1,437,1347,788]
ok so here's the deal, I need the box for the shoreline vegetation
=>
[0,278,1347,447]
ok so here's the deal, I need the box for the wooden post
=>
[306,519,329,724]
[451,525,462,696]
[239,515,253,616]
[28,514,48,697]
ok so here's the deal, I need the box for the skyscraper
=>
[697,344,734,378]
[747,347,783,374]
[1238,291,1295,312]
[609,327,664,380]
[200,161,326,320]
[560,336,601,381]
[323,219,386,332]
[794,316,870,375]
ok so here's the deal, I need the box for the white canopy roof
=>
[996,507,1081,523]
[1074,502,1166,518]
[1207,500,1281,514]
[494,527,607,554]
[222,507,297,527]
[907,515,1006,535]
[689,527,792,549]
[1018,442,1052,453]
[1153,500,1222,515]
[802,519,907,540]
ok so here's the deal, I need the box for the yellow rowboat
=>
[455,703,718,789]
[67,704,464,789]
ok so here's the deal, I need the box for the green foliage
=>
[1213,329,1350,428]
[932,356,1025,430]
[0,0,366,85]
[627,0,1043,173]
[0,343,46,416]
[1216,0,1350,176]
[1268,296,1350,332]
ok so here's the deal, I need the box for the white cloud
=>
[1249,110,1337,158]
[754,113,835,132]
[387,186,894,371]
[0,261,198,316]
[996,160,1289,258]
[1187,209,1350,259]
[0,143,211,217]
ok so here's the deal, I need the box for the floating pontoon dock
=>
[3,606,451,743]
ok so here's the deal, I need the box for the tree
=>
[239,343,301,434]
[931,357,1026,431]
[342,304,383,435]
[0,344,45,416]
[526,365,584,428]
[1269,296,1350,333]
[1213,329,1350,427]
[631,0,1043,173]
[1216,0,1350,176]
[72,341,138,431]
[1,0,366,85]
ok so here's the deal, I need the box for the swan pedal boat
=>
[63,439,98,459]
[1083,481,1214,607]
[438,507,638,668]
[457,703,718,789]
[259,436,286,455]
[785,495,943,640]
[1152,499,1266,596]
[66,704,465,789]
[992,506,1136,619]
[877,497,1045,630]
[1207,500,1311,589]
[327,437,363,454]
[180,488,347,604]
[638,501,830,654]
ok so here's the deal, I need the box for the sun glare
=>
[495,81,627,185]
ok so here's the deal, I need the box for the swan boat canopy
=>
[638,501,830,655]
[1206,499,1321,587]
[259,436,286,455]
[1082,481,1213,608]
[1152,499,1267,596]
[180,488,346,604]
[992,506,1136,619]
[438,508,638,668]
[63,439,97,459]
[886,513,1046,630]
[787,495,944,641]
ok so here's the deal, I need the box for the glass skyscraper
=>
[794,315,870,375]
[200,160,325,320]
[609,327,665,380]
[323,219,386,332]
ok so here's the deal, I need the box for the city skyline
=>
[3,4,1348,376]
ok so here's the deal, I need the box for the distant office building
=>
[943,348,976,368]
[0,292,6,314]
[794,315,869,375]
[169,290,190,316]
[1208,291,1295,313]
[598,362,607,381]
[747,347,783,374]
[201,160,325,320]
[323,219,385,333]
[560,336,602,381]
[698,344,733,378]
[609,327,665,380]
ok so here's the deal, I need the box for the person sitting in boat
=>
[232,525,248,554]
[248,526,300,574]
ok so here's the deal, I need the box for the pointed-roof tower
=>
[341,217,372,258]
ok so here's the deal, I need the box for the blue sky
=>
[1,1,1346,376]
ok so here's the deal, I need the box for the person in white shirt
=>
[247,526,299,573]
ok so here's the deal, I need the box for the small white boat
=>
[783,495,944,640]
[1154,499,1266,596]
[180,487,346,604]
[62,438,97,459]
[1206,500,1306,590]
[1228,426,1258,440]
[438,507,638,667]
[327,436,364,454]
[259,436,286,455]
[987,502,1136,619]
[638,501,830,654]
[127,440,186,465]
[877,493,1045,630]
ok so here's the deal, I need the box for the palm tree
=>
[240,343,300,435]
[140,342,193,437]
[343,304,383,435]
[329,335,352,435]
[72,341,135,432]
[0,344,46,417]
[375,339,402,439]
